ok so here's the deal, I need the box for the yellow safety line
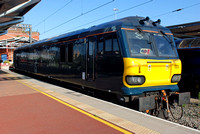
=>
[16,79,133,134]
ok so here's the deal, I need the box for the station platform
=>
[0,69,199,134]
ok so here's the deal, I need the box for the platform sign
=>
[1,54,8,62]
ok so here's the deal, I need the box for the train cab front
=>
[119,18,189,111]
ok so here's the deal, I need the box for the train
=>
[13,16,190,117]
[176,37,200,98]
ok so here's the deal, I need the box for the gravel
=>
[167,103,200,130]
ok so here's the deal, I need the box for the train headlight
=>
[171,74,181,83]
[126,76,145,85]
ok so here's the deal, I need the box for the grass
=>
[199,92,200,106]
[199,92,200,100]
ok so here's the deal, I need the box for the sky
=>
[23,0,200,40]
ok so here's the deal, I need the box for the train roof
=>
[15,16,169,51]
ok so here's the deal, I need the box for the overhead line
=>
[152,2,200,18]
[34,0,73,28]
[62,0,153,34]
[116,0,153,15]
[41,0,115,35]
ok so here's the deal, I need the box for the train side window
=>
[98,36,104,54]
[105,35,112,52]
[113,34,120,53]
[60,44,66,62]
[179,39,192,48]
[68,43,73,62]
[191,38,200,48]
[73,40,81,61]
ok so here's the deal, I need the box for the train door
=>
[86,37,96,81]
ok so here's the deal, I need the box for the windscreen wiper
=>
[136,27,152,44]
[136,27,143,33]
[160,30,173,44]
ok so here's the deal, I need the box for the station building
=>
[0,24,39,63]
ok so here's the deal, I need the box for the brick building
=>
[0,24,39,63]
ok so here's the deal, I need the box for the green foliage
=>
[199,92,200,100]
[182,104,187,108]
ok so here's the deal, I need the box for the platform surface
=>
[0,69,199,134]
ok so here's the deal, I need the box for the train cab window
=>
[68,43,73,62]
[97,33,120,55]
[126,31,156,57]
[154,34,177,57]
[60,44,66,62]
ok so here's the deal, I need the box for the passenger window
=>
[113,34,119,52]
[179,39,192,48]
[191,38,200,48]
[98,36,104,54]
[68,43,73,62]
[60,44,66,62]
[105,35,112,52]
[73,41,80,61]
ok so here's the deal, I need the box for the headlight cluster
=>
[171,74,181,83]
[126,76,145,85]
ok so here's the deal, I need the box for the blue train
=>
[176,37,200,98]
[14,16,190,118]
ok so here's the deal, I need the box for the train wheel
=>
[169,102,183,120]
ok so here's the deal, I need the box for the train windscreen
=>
[126,30,178,58]
[153,34,177,57]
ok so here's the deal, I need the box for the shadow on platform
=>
[0,70,8,74]
[0,69,31,81]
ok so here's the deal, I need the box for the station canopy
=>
[167,21,200,39]
[0,0,40,35]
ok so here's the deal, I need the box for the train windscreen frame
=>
[125,30,178,59]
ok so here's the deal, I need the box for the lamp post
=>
[113,8,119,19]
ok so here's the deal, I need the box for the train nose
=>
[145,62,172,85]
[123,58,182,88]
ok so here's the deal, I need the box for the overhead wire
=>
[34,0,73,28]
[152,2,200,18]
[61,0,153,34]
[40,0,115,35]
[35,0,200,39]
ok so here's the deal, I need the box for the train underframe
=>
[119,89,190,119]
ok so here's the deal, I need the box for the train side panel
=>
[176,38,200,97]
[14,31,125,94]
[178,48,200,76]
